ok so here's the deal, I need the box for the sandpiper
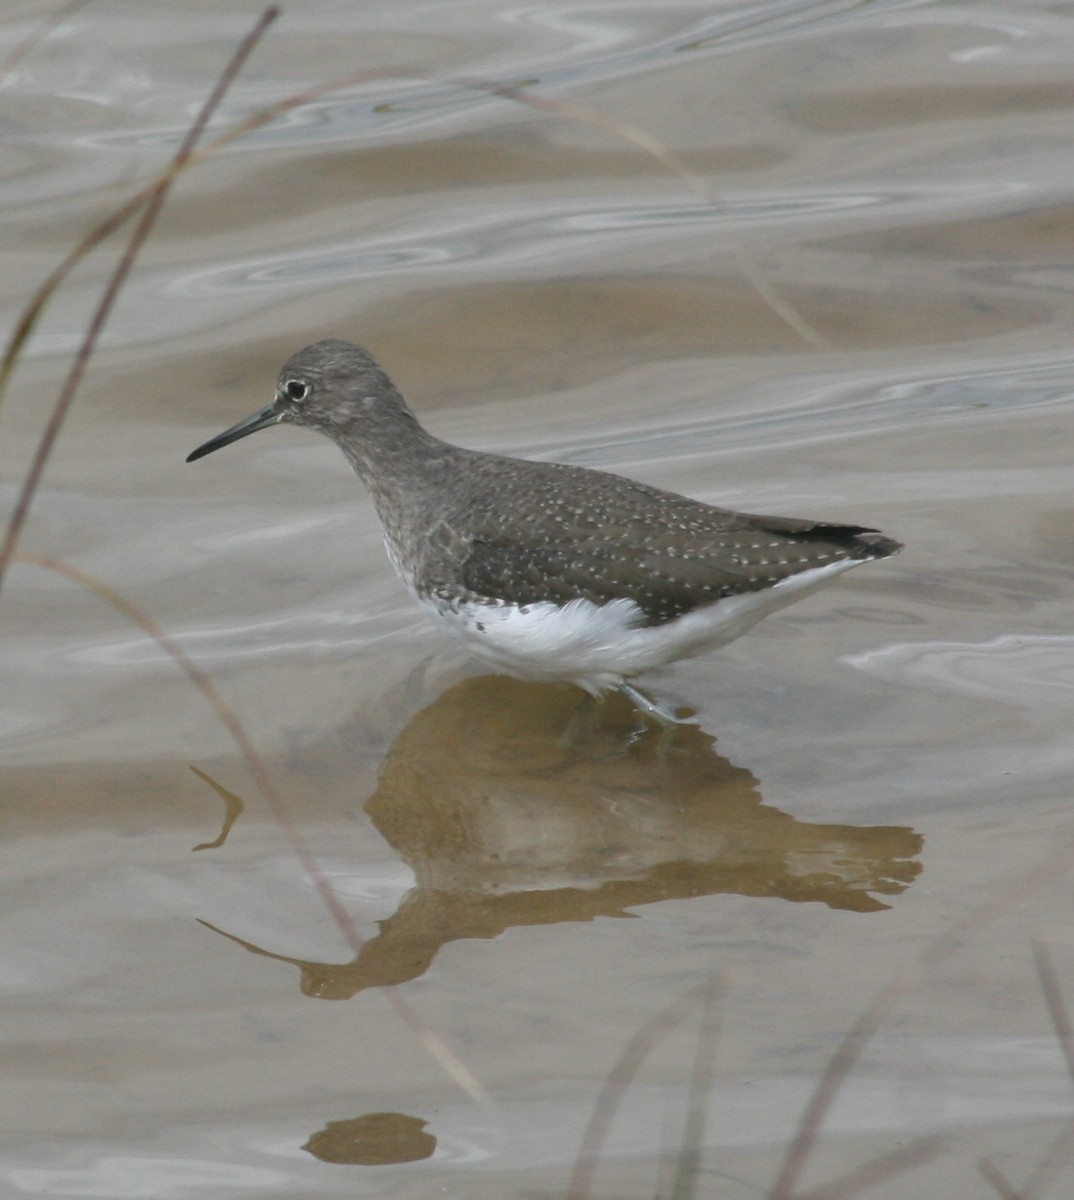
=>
[187,339,901,724]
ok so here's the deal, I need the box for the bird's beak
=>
[186,403,282,462]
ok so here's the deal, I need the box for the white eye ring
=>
[285,379,308,401]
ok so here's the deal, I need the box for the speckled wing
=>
[458,483,900,626]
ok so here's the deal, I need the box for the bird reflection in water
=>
[199,677,922,998]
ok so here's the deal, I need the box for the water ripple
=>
[67,1,944,158]
[845,635,1074,710]
[162,184,1002,297]
[533,357,1074,467]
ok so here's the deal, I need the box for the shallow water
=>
[5,2,1074,1196]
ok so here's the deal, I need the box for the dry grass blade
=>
[980,1109,1074,1200]
[15,553,283,838]
[1033,939,1074,1087]
[731,251,832,351]
[1019,1122,1074,1200]
[977,1157,1023,1200]
[15,552,490,1107]
[767,973,907,1200]
[797,1135,947,1200]
[567,983,709,1200]
[2,60,824,402]
[0,6,331,412]
[0,6,280,596]
[0,71,505,413]
[984,940,1074,1200]
[0,0,94,76]
[0,180,142,402]
[464,79,711,200]
[769,835,1074,1200]
[0,36,827,590]
[669,971,726,1200]
[979,1119,1074,1200]
[467,80,830,352]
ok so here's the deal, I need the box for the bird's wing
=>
[459,508,899,626]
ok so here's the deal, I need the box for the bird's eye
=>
[285,379,308,401]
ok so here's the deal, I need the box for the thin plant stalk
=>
[0,0,94,76]
[0,33,831,589]
[669,971,725,1200]
[0,8,280,596]
[566,984,708,1200]
[769,842,1074,1200]
[16,551,489,1106]
[797,1136,947,1200]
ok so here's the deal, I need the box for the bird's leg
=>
[617,682,693,729]
[617,682,694,761]
[557,690,603,748]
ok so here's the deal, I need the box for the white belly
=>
[412,558,864,695]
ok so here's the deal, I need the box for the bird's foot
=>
[557,684,695,762]
[616,682,697,759]
[617,682,693,728]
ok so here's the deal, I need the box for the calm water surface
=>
[4,2,1074,1196]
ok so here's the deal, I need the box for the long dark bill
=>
[186,403,281,462]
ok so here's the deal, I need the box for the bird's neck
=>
[334,408,461,543]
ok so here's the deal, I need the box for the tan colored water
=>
[5,3,1074,1196]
